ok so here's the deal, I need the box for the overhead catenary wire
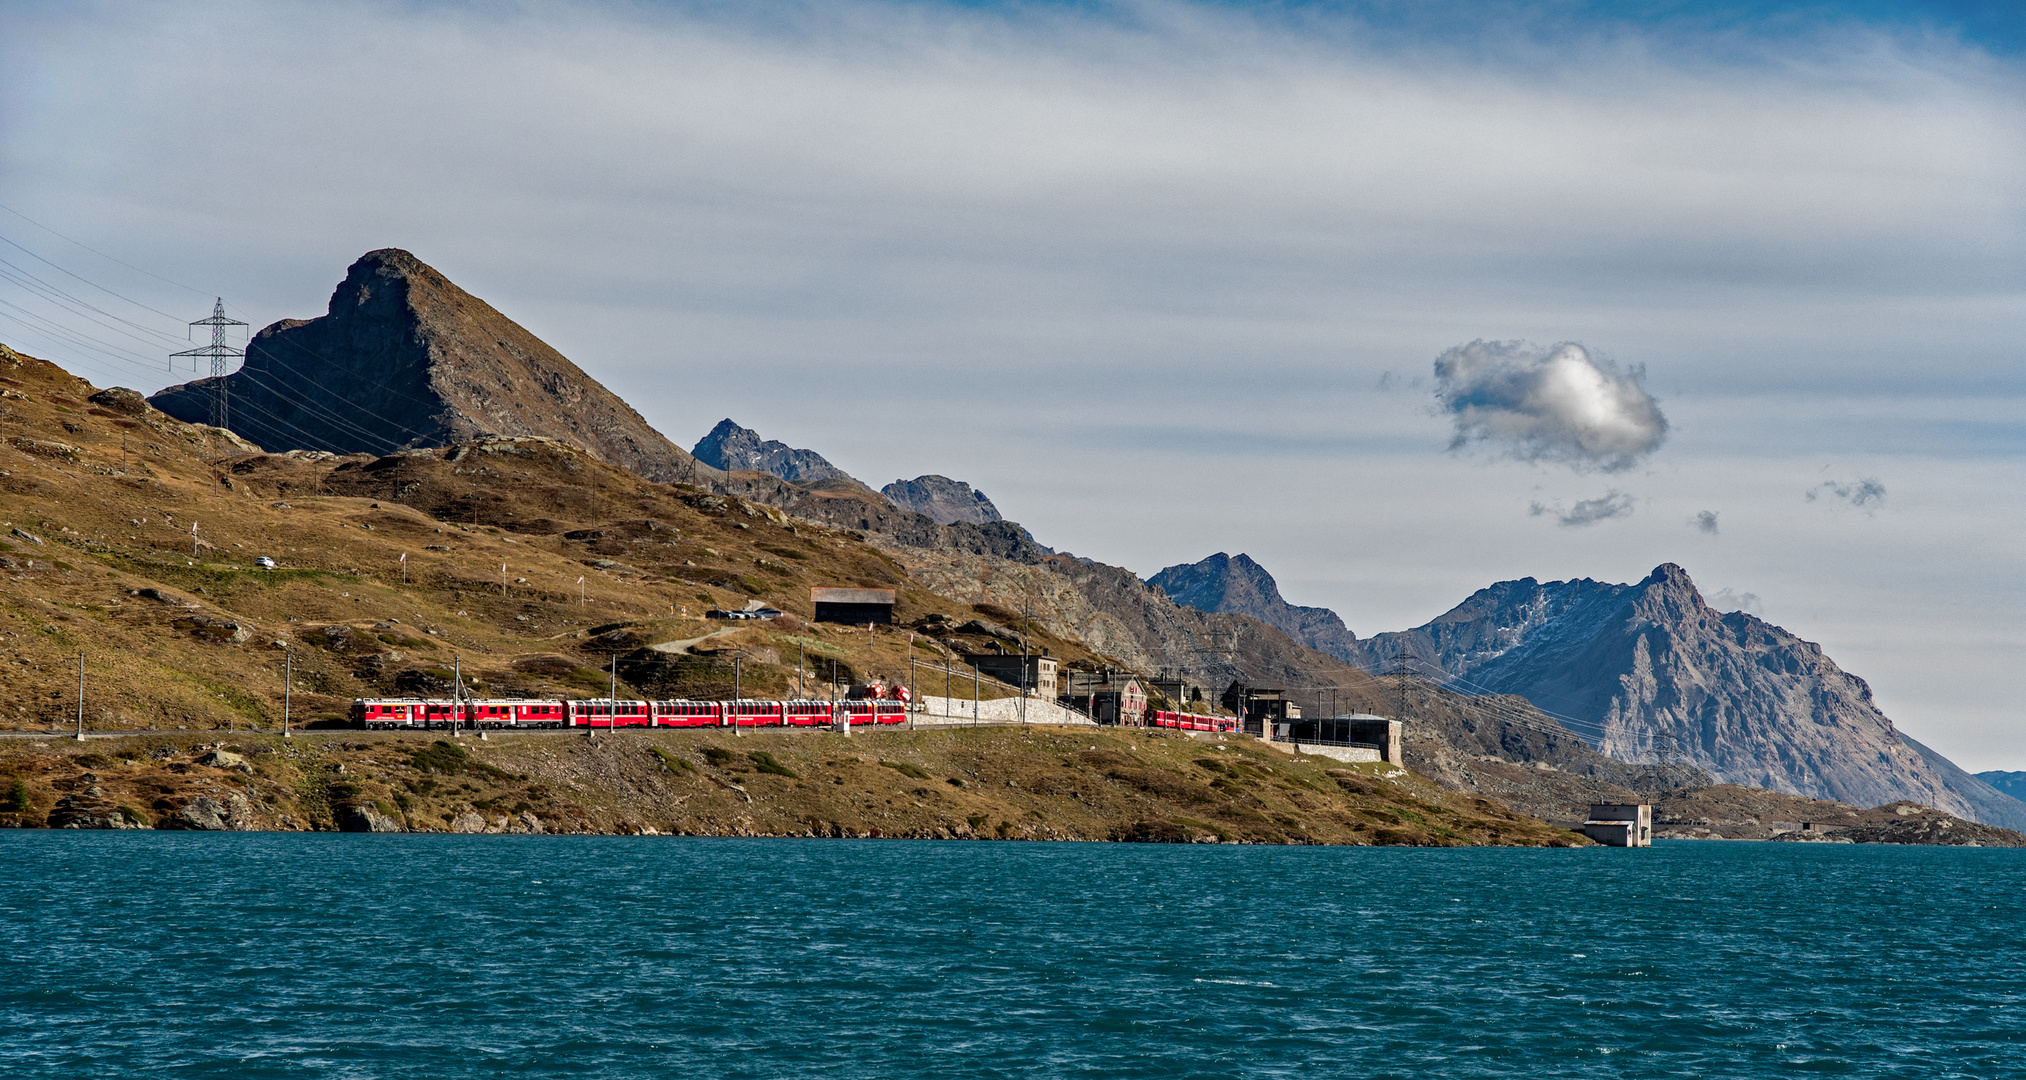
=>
[0,202,212,302]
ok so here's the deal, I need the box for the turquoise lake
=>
[3,835,2021,1077]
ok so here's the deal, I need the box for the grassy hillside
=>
[0,343,1099,732]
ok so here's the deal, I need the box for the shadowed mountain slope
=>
[1148,553,1361,660]
[1341,564,2026,829]
[149,249,712,484]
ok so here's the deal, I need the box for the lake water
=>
[3,835,2022,1078]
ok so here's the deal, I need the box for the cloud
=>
[1808,477,1887,508]
[1529,489,1635,527]
[1434,341,1668,471]
[1707,588,1763,615]
[1694,510,1720,534]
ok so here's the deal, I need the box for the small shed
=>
[1583,803,1652,847]
[812,587,895,625]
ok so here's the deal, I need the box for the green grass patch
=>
[652,746,694,772]
[880,760,931,780]
[411,740,509,780]
[700,745,736,767]
[1,777,29,812]
[748,751,799,778]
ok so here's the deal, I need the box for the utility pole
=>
[74,650,84,741]
[733,655,742,738]
[452,655,463,737]
[609,652,618,732]
[282,647,292,739]
[173,298,247,433]
[1390,650,1415,723]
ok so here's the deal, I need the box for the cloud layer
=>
[1435,341,1669,471]
[1530,490,1636,527]
[1810,478,1888,508]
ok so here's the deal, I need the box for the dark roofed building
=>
[812,587,895,625]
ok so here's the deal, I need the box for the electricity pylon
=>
[173,298,247,431]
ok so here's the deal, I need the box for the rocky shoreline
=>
[0,726,1587,846]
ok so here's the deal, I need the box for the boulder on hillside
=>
[87,386,151,416]
[174,614,250,644]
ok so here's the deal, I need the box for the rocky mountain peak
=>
[690,419,861,487]
[1343,563,2026,829]
[1147,552,1360,661]
[147,248,712,484]
[881,475,1003,526]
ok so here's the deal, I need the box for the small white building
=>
[1583,803,1652,847]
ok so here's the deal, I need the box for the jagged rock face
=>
[881,475,1002,526]
[692,419,860,486]
[149,249,711,484]
[1344,563,2026,829]
[1148,553,1361,661]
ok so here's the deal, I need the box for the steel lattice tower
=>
[172,298,247,431]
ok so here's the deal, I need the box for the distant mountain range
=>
[691,419,863,487]
[1151,553,2026,829]
[1977,772,2026,800]
[149,249,712,485]
[1148,554,1361,661]
[880,475,1003,526]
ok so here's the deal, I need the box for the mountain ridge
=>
[1147,553,1361,661]
[691,419,862,488]
[1341,563,2026,829]
[148,249,713,485]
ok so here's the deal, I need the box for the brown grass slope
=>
[0,342,1102,733]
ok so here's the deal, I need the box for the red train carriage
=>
[783,700,832,726]
[469,700,568,728]
[652,700,723,727]
[567,699,653,728]
[1149,710,1236,733]
[725,699,786,727]
[355,699,426,729]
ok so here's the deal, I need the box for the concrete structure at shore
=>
[1583,803,1652,846]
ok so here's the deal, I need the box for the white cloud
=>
[1436,341,1669,471]
[1694,510,1720,534]
[1707,588,1763,615]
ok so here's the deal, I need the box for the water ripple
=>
[2,836,2023,1077]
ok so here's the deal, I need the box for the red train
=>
[351,697,910,731]
[1148,710,1238,734]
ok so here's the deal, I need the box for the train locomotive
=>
[352,696,910,730]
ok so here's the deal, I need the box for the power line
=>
[0,203,211,301]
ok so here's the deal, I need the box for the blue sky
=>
[2,0,2022,765]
